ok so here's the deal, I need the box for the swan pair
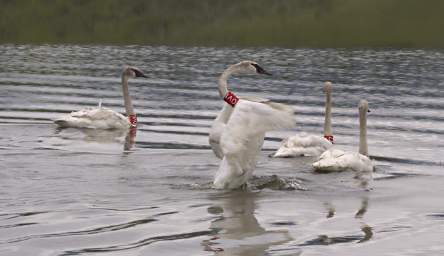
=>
[271,81,374,175]
[312,100,374,174]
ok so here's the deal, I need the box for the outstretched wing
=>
[220,99,296,156]
[214,100,295,189]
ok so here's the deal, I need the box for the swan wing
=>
[209,104,234,159]
[312,149,347,172]
[221,99,295,156]
[313,150,374,173]
[214,100,295,189]
[349,154,375,173]
[54,107,129,129]
[239,95,270,103]
[273,134,332,157]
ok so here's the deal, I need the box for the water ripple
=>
[60,230,217,255]
[5,217,158,244]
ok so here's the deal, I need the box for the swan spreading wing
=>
[214,99,295,189]
[220,100,295,155]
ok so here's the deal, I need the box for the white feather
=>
[312,149,374,173]
[54,107,129,129]
[54,66,146,130]
[213,99,295,189]
[273,134,332,157]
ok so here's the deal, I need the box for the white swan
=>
[273,81,334,157]
[312,100,374,173]
[54,66,146,129]
[209,61,296,189]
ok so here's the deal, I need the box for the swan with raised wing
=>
[312,99,374,173]
[209,61,296,189]
[54,66,146,129]
[273,81,334,157]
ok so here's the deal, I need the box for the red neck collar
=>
[128,114,137,127]
[324,135,334,143]
[224,91,239,107]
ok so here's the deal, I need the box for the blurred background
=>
[1,0,443,48]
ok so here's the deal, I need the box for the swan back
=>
[273,134,332,157]
[313,149,374,173]
[54,108,129,129]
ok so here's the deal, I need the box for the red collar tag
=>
[324,135,334,143]
[128,114,137,127]
[224,91,239,107]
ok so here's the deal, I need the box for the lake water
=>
[0,45,443,255]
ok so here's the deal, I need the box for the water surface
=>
[1,45,443,255]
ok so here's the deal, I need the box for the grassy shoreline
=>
[1,0,443,48]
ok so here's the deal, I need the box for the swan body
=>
[54,107,130,129]
[210,61,296,189]
[54,66,146,129]
[274,134,332,157]
[313,100,374,173]
[273,82,334,157]
[312,149,373,173]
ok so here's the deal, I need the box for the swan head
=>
[359,99,370,113]
[323,81,332,93]
[122,66,147,78]
[233,61,272,76]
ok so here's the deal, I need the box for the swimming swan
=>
[273,81,334,157]
[312,100,374,173]
[209,61,296,189]
[54,66,146,129]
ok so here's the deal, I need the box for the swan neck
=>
[121,75,135,116]
[323,90,332,136]
[359,109,368,156]
[218,65,236,98]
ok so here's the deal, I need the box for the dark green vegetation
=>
[1,0,443,48]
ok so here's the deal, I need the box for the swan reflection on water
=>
[302,196,373,246]
[52,126,137,152]
[203,191,294,256]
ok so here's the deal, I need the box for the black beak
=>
[368,109,371,113]
[252,63,272,76]
[131,68,147,78]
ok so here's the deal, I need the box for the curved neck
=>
[359,109,368,156]
[323,90,332,136]
[218,65,238,98]
[121,75,135,116]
